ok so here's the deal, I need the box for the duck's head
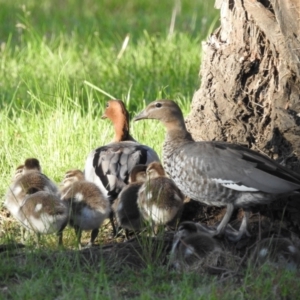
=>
[146,162,166,179]
[129,165,147,183]
[61,169,84,187]
[102,99,133,142]
[102,99,129,122]
[133,100,185,128]
[24,158,41,172]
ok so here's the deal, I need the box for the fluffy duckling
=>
[5,158,58,223]
[112,165,147,239]
[170,221,221,270]
[84,100,160,234]
[5,158,65,245]
[251,237,300,269]
[19,191,68,245]
[134,100,300,241]
[137,162,184,233]
[60,169,111,247]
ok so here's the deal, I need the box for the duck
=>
[84,99,160,234]
[18,191,69,245]
[5,158,66,245]
[250,237,300,269]
[137,162,184,234]
[169,221,221,270]
[112,164,147,239]
[133,100,300,241]
[5,158,59,223]
[60,169,111,248]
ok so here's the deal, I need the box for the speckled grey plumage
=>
[134,100,300,240]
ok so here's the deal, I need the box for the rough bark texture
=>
[186,0,300,171]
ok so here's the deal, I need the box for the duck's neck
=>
[164,120,194,144]
[112,116,135,142]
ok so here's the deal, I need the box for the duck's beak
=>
[101,113,107,119]
[133,109,148,121]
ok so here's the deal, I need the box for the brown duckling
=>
[5,158,58,223]
[170,221,221,270]
[137,162,184,233]
[19,191,68,245]
[112,165,147,239]
[84,99,160,234]
[134,100,300,241]
[60,169,111,247]
[251,237,300,269]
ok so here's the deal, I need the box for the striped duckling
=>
[134,100,300,241]
[5,158,59,223]
[137,162,184,233]
[84,99,160,234]
[112,165,147,239]
[5,158,68,245]
[251,237,300,269]
[60,169,111,247]
[170,221,221,270]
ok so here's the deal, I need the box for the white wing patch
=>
[75,193,84,202]
[212,179,259,192]
[35,203,43,212]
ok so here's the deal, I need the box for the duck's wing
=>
[179,141,300,194]
[84,141,160,200]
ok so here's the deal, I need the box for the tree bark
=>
[186,0,300,171]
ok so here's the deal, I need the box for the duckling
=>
[134,100,300,241]
[137,162,184,233]
[112,165,147,239]
[60,169,111,247]
[5,158,58,223]
[19,191,68,245]
[84,99,160,234]
[251,237,300,269]
[170,221,220,270]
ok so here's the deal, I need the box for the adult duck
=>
[84,100,160,233]
[134,99,300,241]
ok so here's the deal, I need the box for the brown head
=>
[146,162,166,179]
[61,169,85,187]
[102,99,134,142]
[129,165,147,183]
[24,158,42,172]
[133,100,187,132]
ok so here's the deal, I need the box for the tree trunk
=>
[186,0,300,171]
[184,0,300,233]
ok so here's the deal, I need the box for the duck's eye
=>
[155,102,162,108]
[106,102,109,108]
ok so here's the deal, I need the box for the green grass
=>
[1,0,299,299]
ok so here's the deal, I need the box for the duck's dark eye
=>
[106,102,109,108]
[155,102,162,108]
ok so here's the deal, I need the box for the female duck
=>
[134,100,300,241]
